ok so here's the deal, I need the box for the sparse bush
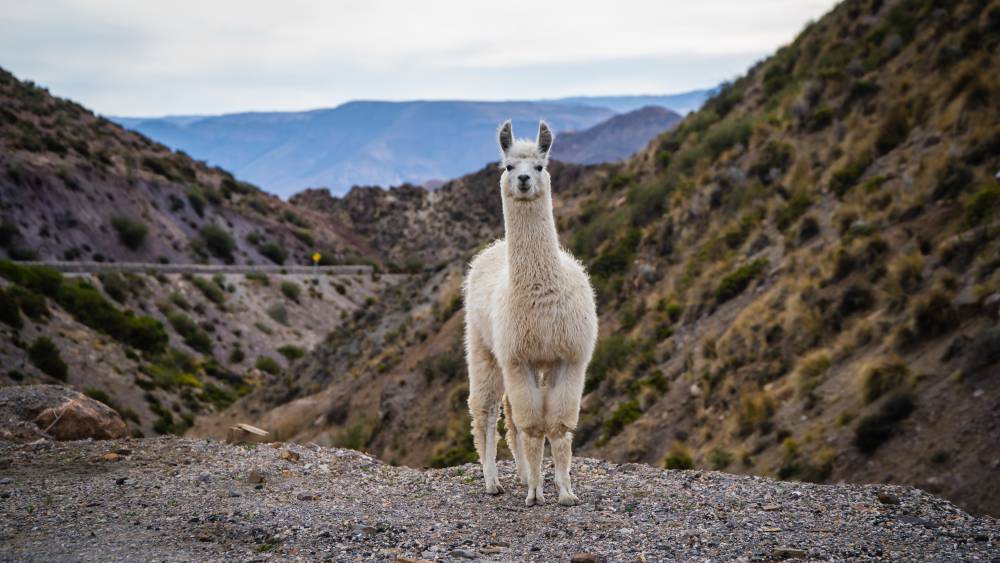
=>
[932,159,972,200]
[110,216,149,251]
[228,346,245,364]
[266,303,288,325]
[830,153,873,197]
[277,345,305,361]
[604,400,641,439]
[854,392,914,453]
[775,192,813,231]
[255,356,281,374]
[716,259,767,303]
[749,140,794,183]
[963,185,1000,227]
[197,225,235,263]
[796,350,831,397]
[167,312,213,354]
[0,288,23,329]
[665,443,694,470]
[586,334,633,393]
[259,241,287,265]
[737,391,775,436]
[191,276,225,305]
[709,447,733,469]
[185,186,207,216]
[839,283,875,316]
[898,290,958,347]
[28,337,67,380]
[861,358,909,403]
[421,346,464,382]
[874,106,910,154]
[280,281,301,303]
[245,272,270,286]
[704,116,753,159]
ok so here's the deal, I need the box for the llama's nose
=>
[517,174,530,185]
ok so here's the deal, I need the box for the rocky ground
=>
[0,437,997,562]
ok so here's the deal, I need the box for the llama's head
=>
[497,120,553,201]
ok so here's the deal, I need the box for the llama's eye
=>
[535,165,543,172]
[505,165,513,172]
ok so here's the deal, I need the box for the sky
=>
[0,0,838,117]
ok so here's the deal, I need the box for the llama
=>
[463,120,598,506]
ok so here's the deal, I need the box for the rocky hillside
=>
[551,106,683,165]
[0,67,376,267]
[211,0,1000,518]
[1,437,997,561]
[0,67,401,440]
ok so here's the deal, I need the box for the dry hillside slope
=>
[214,0,1000,518]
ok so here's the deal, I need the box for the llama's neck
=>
[503,188,562,288]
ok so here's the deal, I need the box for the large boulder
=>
[0,384,127,442]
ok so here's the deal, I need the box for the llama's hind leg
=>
[467,334,504,495]
[503,363,546,506]
[503,394,527,485]
[545,362,586,506]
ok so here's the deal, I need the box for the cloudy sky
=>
[0,0,837,117]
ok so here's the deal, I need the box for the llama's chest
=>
[491,283,596,364]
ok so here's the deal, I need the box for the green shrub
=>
[590,229,640,281]
[255,356,281,374]
[98,272,137,303]
[168,292,190,310]
[259,242,287,265]
[861,358,909,403]
[716,259,768,302]
[902,290,958,345]
[704,116,753,159]
[627,181,672,226]
[839,283,875,316]
[874,106,910,154]
[201,383,239,409]
[749,141,794,183]
[28,337,67,380]
[279,281,301,303]
[198,225,235,263]
[932,159,972,200]
[0,287,23,329]
[421,347,465,382]
[665,444,694,470]
[775,192,813,231]
[806,107,833,131]
[708,447,733,469]
[428,431,477,468]
[586,334,633,393]
[228,346,245,363]
[830,153,873,197]
[110,216,148,251]
[191,276,225,305]
[854,392,915,453]
[185,186,207,216]
[266,303,288,325]
[277,344,305,361]
[167,312,213,354]
[604,400,641,439]
[245,272,270,286]
[963,185,1000,227]
[6,285,47,321]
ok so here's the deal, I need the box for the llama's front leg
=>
[522,429,545,506]
[503,395,527,485]
[546,362,586,506]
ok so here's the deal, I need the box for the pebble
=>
[570,552,605,563]
[772,547,807,559]
[280,450,301,462]
[247,470,265,484]
[877,493,900,505]
[449,548,476,558]
[102,453,120,462]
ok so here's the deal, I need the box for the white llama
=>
[463,120,598,506]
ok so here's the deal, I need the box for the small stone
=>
[762,503,780,511]
[571,553,605,563]
[877,492,900,505]
[280,450,301,462]
[761,527,782,533]
[481,547,506,554]
[247,470,265,484]
[102,452,120,462]
[772,547,807,559]
[296,492,318,501]
[0,477,12,485]
[115,477,127,486]
[227,490,241,498]
[449,548,476,559]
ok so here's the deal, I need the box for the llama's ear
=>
[537,120,554,156]
[498,120,513,156]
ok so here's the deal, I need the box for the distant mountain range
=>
[551,106,683,165]
[111,90,712,198]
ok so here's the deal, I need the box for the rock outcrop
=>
[0,384,126,442]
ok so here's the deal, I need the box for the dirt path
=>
[0,437,996,561]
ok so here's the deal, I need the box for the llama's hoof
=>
[558,491,579,506]
[485,480,504,495]
[525,486,545,506]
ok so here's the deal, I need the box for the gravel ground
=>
[0,437,997,562]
